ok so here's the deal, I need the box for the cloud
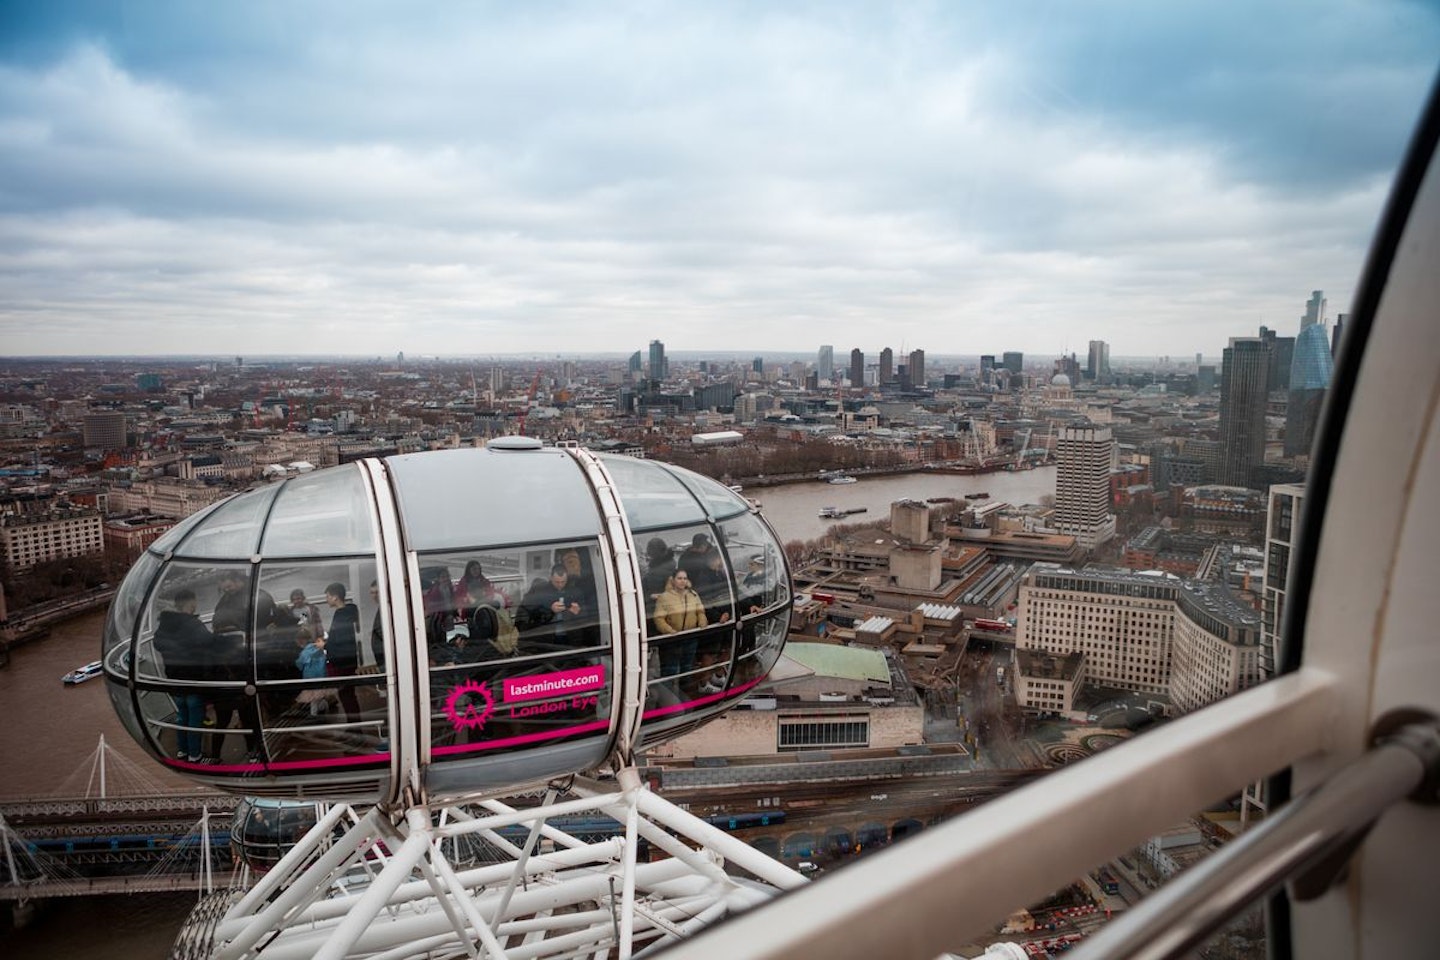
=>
[0,2,1436,358]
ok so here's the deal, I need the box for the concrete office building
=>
[1054,425,1117,550]
[1261,483,1305,678]
[650,643,924,759]
[1169,579,1264,714]
[1015,564,1178,697]
[908,349,926,389]
[1015,564,1263,714]
[0,508,105,572]
[82,411,127,450]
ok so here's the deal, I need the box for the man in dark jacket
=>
[325,582,363,723]
[211,569,292,764]
[153,588,211,763]
[213,568,294,637]
[518,564,581,644]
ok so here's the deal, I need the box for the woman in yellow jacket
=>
[652,570,706,680]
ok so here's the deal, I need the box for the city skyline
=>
[2,3,1435,357]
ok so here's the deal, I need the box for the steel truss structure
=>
[201,769,806,960]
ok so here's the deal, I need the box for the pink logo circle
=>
[444,679,495,731]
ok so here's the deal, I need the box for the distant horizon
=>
[0,349,1220,368]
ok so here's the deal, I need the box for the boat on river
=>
[62,660,103,685]
[827,474,857,485]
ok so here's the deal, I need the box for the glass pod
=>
[102,442,792,804]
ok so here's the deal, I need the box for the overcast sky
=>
[1,1,1436,360]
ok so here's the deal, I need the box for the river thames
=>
[0,466,1056,954]
[0,609,201,957]
[748,465,1056,543]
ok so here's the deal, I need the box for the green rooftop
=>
[784,642,891,686]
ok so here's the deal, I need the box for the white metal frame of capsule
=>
[203,772,808,960]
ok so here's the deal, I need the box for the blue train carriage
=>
[101,441,792,804]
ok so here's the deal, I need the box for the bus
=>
[973,618,1011,633]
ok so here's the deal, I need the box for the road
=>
[662,768,1043,869]
[956,641,1026,769]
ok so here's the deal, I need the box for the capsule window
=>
[103,549,160,678]
[259,466,377,557]
[420,544,613,762]
[173,484,280,559]
[718,513,790,614]
[136,562,247,684]
[598,454,711,530]
[252,562,388,767]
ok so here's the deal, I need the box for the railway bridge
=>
[1,791,238,903]
[3,731,1046,909]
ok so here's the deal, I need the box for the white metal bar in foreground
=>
[202,772,806,960]
[659,667,1339,960]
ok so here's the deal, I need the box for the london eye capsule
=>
[228,797,325,873]
[101,441,792,803]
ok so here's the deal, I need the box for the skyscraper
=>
[1218,337,1272,487]
[1259,325,1295,392]
[1284,322,1334,457]
[908,349,925,388]
[849,348,864,388]
[1002,351,1025,392]
[1054,425,1117,550]
[879,348,894,385]
[817,345,834,382]
[1302,290,1327,328]
[752,356,764,374]
[1086,340,1110,382]
[648,340,667,381]
[628,351,643,377]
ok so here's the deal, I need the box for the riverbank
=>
[733,458,1045,490]
[752,466,1056,544]
[1,588,115,660]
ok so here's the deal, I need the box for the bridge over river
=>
[2,765,1044,902]
[1,789,239,902]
